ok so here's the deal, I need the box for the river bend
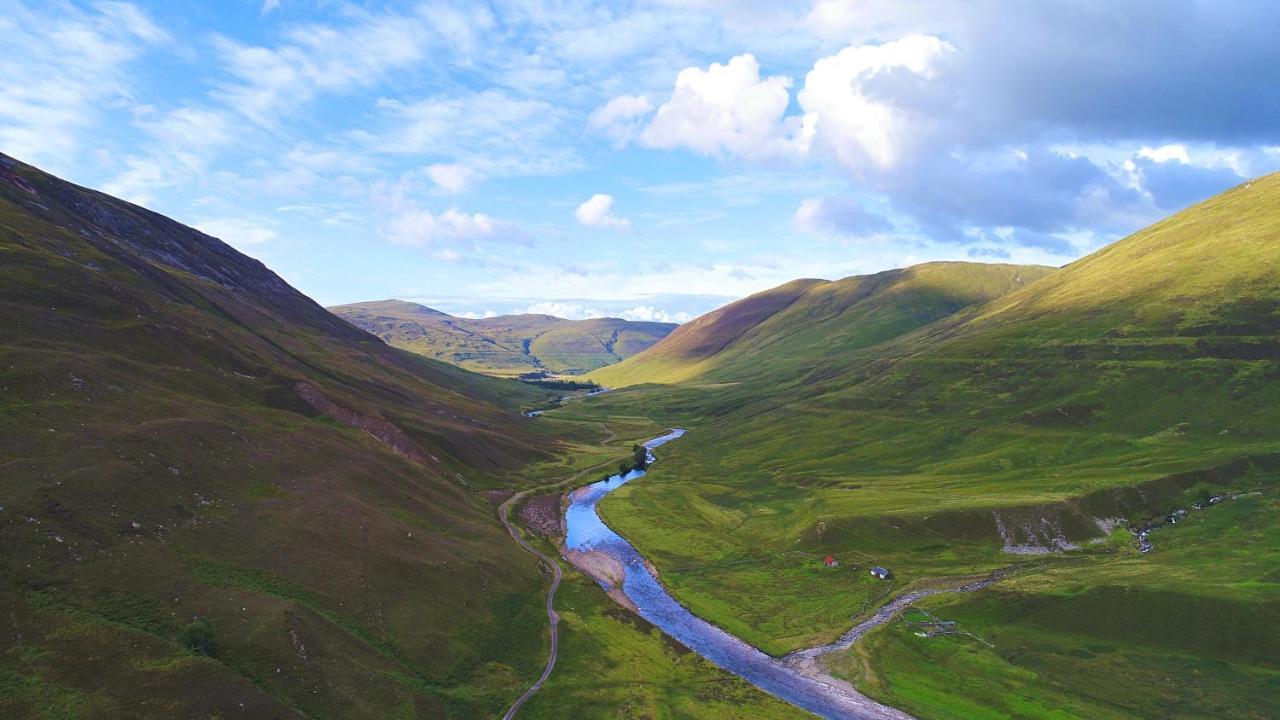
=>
[563,429,914,720]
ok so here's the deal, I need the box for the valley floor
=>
[526,390,1280,720]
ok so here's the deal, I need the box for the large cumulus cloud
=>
[593,1,1280,256]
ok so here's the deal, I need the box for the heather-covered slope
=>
[330,299,675,376]
[0,152,567,718]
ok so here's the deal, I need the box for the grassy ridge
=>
[590,262,1055,387]
[331,299,675,376]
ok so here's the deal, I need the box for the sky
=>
[4,1,1279,322]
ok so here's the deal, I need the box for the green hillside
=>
[330,299,675,376]
[590,262,1055,387]
[560,174,1280,718]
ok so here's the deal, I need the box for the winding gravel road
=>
[498,490,563,720]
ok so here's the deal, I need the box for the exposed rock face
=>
[993,511,1080,554]
[293,381,434,466]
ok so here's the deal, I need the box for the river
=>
[563,429,915,720]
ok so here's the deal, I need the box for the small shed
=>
[870,566,892,580]
[823,556,838,568]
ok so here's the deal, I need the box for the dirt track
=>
[498,489,563,720]
[495,424,633,719]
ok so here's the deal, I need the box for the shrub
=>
[178,619,216,657]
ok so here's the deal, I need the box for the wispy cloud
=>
[371,173,531,253]
[0,2,167,172]
[195,217,278,248]
[210,6,437,127]
[5,0,1280,325]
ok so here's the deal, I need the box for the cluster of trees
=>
[519,377,601,391]
[617,444,649,475]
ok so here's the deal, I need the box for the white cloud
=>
[100,105,238,204]
[361,90,577,177]
[798,1,941,43]
[95,2,170,44]
[641,54,804,160]
[384,206,497,246]
[1137,144,1190,164]
[620,305,692,323]
[588,94,653,145]
[195,217,278,248]
[455,309,498,319]
[426,163,478,194]
[211,7,438,126]
[138,106,232,149]
[797,34,954,169]
[101,150,218,206]
[372,175,529,251]
[575,193,630,228]
[516,301,605,320]
[634,36,951,168]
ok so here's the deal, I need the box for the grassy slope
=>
[0,153,577,719]
[590,263,1055,388]
[330,299,675,376]
[566,175,1280,716]
[832,489,1280,720]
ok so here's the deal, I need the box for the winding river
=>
[563,430,915,720]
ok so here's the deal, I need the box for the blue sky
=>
[5,1,1279,322]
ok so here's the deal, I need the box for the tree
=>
[179,618,216,656]
[632,444,648,470]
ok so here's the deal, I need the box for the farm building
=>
[823,556,838,567]
[870,566,892,580]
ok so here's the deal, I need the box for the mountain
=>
[590,261,1056,387]
[575,175,1280,717]
[0,152,566,718]
[330,299,676,376]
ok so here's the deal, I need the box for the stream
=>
[562,429,915,720]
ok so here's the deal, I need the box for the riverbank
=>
[497,421,799,720]
[563,430,919,720]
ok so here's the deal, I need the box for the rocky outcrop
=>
[293,381,435,466]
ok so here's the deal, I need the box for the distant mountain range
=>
[330,299,676,376]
